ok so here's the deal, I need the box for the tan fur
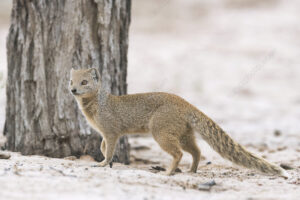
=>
[70,68,289,177]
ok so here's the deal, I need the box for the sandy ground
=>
[0,0,300,199]
[0,138,299,200]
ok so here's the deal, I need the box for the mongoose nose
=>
[71,89,77,94]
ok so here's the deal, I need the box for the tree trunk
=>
[4,0,131,164]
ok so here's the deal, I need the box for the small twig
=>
[150,166,181,173]
[49,166,76,178]
[151,166,166,171]
[131,145,150,151]
[132,155,160,164]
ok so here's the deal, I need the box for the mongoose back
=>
[69,68,289,178]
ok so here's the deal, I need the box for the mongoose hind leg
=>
[149,109,187,175]
[153,134,183,176]
[179,131,201,173]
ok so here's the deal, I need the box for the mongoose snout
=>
[71,88,77,94]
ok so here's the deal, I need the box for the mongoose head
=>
[69,68,101,97]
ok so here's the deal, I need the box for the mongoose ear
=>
[71,67,78,73]
[70,68,74,76]
[90,68,100,82]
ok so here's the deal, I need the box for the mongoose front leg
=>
[100,139,106,155]
[95,136,118,167]
[179,132,201,173]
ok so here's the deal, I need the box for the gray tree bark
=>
[4,0,131,164]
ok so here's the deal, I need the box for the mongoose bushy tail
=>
[188,110,289,177]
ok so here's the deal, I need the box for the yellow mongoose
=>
[70,68,289,177]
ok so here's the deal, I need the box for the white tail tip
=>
[280,169,291,179]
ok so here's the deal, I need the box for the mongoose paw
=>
[91,160,108,167]
[188,169,198,173]
[162,170,175,176]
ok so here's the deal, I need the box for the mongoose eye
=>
[81,80,88,85]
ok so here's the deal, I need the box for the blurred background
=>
[128,0,300,147]
[0,0,299,149]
